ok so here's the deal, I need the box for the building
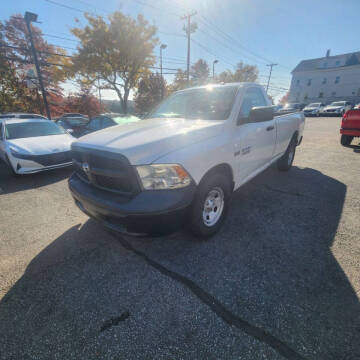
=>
[289,50,360,105]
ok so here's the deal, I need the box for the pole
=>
[181,11,197,86]
[97,76,102,107]
[24,12,51,119]
[160,44,167,99]
[266,63,278,94]
[213,60,218,79]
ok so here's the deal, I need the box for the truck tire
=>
[189,173,231,238]
[277,137,297,171]
[340,135,353,146]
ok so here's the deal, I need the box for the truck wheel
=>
[340,135,353,146]
[277,137,297,171]
[189,173,231,238]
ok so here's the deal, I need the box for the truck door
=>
[234,87,276,182]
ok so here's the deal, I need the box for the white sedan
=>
[0,118,74,175]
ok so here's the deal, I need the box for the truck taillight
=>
[342,112,348,121]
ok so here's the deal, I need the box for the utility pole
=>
[24,12,51,119]
[181,11,197,86]
[212,59,219,79]
[266,63,278,94]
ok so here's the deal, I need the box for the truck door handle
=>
[266,126,275,131]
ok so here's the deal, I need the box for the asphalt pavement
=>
[0,117,359,360]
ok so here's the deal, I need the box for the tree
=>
[190,59,209,85]
[71,12,158,113]
[169,69,187,92]
[216,62,258,83]
[1,14,71,115]
[135,73,166,113]
[279,92,289,104]
[64,87,102,118]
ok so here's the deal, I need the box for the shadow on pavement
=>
[0,162,73,194]
[0,166,359,359]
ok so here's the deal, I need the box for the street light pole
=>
[24,12,51,119]
[160,44,167,78]
[160,44,167,99]
[266,63,278,94]
[213,59,219,79]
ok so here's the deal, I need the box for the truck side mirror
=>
[249,106,274,123]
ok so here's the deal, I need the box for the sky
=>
[2,0,360,102]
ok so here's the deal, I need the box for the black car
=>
[55,116,89,138]
[277,103,306,114]
[82,113,140,135]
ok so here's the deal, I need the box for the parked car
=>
[61,113,88,118]
[277,103,305,114]
[322,101,352,116]
[340,109,360,146]
[69,83,305,238]
[353,103,360,109]
[0,112,47,120]
[303,103,325,117]
[55,116,89,138]
[0,118,74,175]
[81,113,141,135]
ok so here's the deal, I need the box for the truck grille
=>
[72,148,140,196]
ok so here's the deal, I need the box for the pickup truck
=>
[340,109,360,146]
[69,83,305,238]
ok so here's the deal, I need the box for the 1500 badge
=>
[241,146,251,155]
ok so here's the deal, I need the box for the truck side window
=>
[238,88,267,121]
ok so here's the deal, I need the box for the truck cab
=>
[340,109,360,146]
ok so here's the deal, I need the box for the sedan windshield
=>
[149,85,238,120]
[112,115,140,124]
[283,103,299,109]
[64,117,89,126]
[307,103,321,107]
[5,122,66,140]
[331,102,346,106]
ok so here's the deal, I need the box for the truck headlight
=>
[136,164,191,190]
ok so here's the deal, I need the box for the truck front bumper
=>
[69,173,197,235]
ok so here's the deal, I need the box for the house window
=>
[322,78,327,84]
[357,88,360,96]
[319,92,324,98]
[335,76,340,84]
[296,79,300,85]
[307,79,312,86]
[335,60,340,66]
[332,91,336,96]
[304,94,308,101]
[323,62,328,68]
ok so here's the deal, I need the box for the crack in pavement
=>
[100,311,130,332]
[113,234,307,360]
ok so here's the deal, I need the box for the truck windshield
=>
[149,85,239,120]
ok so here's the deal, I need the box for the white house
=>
[289,50,360,105]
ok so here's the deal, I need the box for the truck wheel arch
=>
[198,163,234,192]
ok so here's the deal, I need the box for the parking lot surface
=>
[0,117,359,360]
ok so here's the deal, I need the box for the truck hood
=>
[73,117,224,165]
[7,134,73,155]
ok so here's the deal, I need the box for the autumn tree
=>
[279,92,289,104]
[1,14,71,114]
[134,73,166,113]
[71,12,158,113]
[216,62,258,83]
[169,69,187,92]
[190,59,210,85]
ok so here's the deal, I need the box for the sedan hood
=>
[7,134,73,155]
[73,117,224,165]
[324,106,343,110]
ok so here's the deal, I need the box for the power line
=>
[43,33,79,43]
